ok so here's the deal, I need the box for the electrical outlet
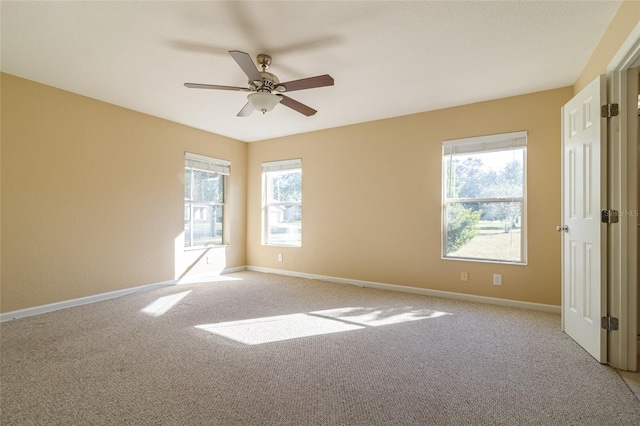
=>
[277,253,283,262]
[460,272,468,282]
[493,274,502,286]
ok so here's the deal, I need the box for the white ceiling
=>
[1,1,621,142]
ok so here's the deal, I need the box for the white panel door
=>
[560,75,607,363]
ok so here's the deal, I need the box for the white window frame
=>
[262,159,302,247]
[442,131,527,264]
[184,152,230,249]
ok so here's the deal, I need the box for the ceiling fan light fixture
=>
[248,92,281,114]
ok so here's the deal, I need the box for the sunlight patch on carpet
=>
[142,290,192,317]
[196,313,364,345]
[195,306,451,345]
[311,306,452,326]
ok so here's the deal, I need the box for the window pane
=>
[267,169,301,203]
[190,204,223,247]
[445,201,522,262]
[267,204,301,246]
[209,174,224,203]
[192,170,224,203]
[445,148,524,199]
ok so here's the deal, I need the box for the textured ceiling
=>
[1,1,621,142]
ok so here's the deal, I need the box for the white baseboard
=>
[0,266,248,322]
[1,265,560,322]
[221,265,247,274]
[0,280,177,322]
[176,265,247,284]
[246,266,561,314]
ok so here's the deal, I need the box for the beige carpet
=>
[2,271,640,425]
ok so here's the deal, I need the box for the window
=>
[262,159,302,246]
[442,131,526,263]
[184,153,229,248]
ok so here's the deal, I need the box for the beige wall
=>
[575,0,640,93]
[247,87,573,306]
[1,74,247,313]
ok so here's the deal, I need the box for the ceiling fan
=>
[184,50,334,117]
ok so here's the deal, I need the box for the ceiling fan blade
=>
[277,95,317,116]
[278,74,334,93]
[229,50,263,82]
[184,83,251,91]
[237,102,255,117]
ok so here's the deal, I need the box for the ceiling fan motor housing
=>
[256,54,272,69]
[251,71,280,92]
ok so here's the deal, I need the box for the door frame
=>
[606,22,640,371]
